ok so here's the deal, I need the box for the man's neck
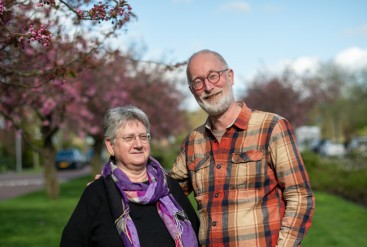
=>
[209,102,241,130]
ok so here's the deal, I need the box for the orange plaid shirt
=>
[170,102,314,247]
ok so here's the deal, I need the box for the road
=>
[0,166,91,201]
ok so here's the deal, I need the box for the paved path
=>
[0,166,91,201]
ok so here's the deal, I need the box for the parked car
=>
[310,139,346,157]
[55,149,89,170]
[319,140,346,157]
[346,136,367,157]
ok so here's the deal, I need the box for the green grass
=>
[0,177,366,247]
[0,176,91,247]
[302,192,367,247]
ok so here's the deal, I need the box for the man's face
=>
[188,53,235,116]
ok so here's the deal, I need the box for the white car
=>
[319,140,346,157]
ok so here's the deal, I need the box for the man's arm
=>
[269,119,315,246]
[169,145,192,196]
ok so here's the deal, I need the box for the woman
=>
[60,105,199,247]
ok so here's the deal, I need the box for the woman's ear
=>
[105,139,114,156]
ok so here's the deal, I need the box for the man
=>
[170,49,315,247]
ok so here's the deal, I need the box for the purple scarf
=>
[102,157,198,247]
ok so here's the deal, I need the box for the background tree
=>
[301,62,348,141]
[343,68,367,136]
[0,0,135,198]
[242,62,367,144]
[0,40,97,198]
[242,70,315,127]
[64,49,187,174]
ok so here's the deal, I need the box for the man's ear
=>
[228,69,234,85]
[188,85,194,94]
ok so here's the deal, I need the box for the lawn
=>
[0,176,91,247]
[0,176,366,247]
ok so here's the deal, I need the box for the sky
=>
[114,0,367,110]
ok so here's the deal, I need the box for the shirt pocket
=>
[230,150,265,190]
[187,155,212,195]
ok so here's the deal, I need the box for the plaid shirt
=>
[170,102,314,247]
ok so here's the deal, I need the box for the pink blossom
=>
[0,0,4,16]
[23,24,52,47]
[42,120,50,126]
[41,98,57,115]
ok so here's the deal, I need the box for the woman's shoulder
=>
[166,175,180,189]
[85,175,105,192]
[82,175,115,201]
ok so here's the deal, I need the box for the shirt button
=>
[215,193,219,198]
[212,221,217,226]
[216,164,221,169]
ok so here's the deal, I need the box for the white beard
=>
[197,88,235,116]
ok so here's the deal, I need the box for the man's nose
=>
[202,78,215,91]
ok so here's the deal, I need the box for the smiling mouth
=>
[204,92,221,101]
[131,152,144,155]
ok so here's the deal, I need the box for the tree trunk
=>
[91,137,104,177]
[43,143,59,199]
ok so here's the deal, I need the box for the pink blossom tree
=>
[64,50,187,175]
[1,0,187,199]
[0,0,135,198]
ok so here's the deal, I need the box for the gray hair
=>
[104,105,150,141]
[186,49,229,83]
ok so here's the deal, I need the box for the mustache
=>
[201,90,222,100]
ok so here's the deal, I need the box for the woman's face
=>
[105,120,150,171]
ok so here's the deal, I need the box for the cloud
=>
[263,47,367,76]
[273,57,320,75]
[263,4,283,13]
[220,1,251,13]
[290,57,321,74]
[334,47,367,70]
[343,23,367,37]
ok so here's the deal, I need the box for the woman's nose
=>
[132,137,143,147]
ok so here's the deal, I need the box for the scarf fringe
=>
[115,208,133,244]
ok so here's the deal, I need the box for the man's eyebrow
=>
[192,70,216,79]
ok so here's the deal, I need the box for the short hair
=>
[104,105,150,142]
[186,49,229,83]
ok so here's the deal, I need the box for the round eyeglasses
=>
[115,133,151,145]
[190,69,229,91]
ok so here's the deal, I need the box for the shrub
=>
[302,151,367,206]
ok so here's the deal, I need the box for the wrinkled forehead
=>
[188,53,223,77]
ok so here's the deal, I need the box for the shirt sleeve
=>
[170,142,193,195]
[269,118,315,246]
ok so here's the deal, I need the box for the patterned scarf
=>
[102,157,198,247]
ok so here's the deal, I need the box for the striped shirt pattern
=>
[170,102,314,247]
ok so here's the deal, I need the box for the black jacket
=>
[60,175,199,247]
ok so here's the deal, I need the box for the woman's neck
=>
[118,165,148,182]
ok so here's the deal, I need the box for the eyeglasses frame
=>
[114,133,151,145]
[189,68,229,91]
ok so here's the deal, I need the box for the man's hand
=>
[87,174,101,186]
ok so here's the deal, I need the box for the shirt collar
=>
[204,101,252,131]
